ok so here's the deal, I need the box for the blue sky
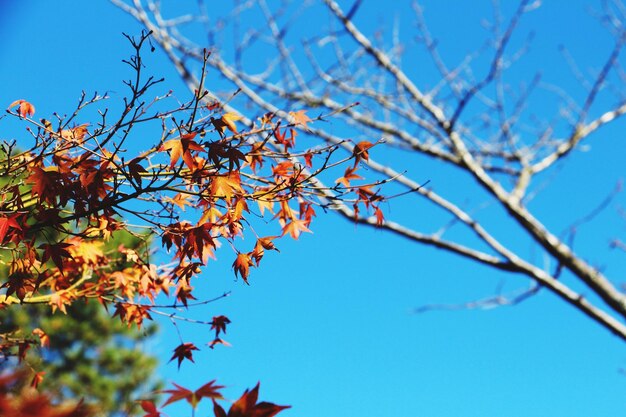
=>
[2,1,626,416]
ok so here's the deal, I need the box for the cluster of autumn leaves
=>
[0,96,384,415]
[0,369,287,417]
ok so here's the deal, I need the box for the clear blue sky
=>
[1,1,626,416]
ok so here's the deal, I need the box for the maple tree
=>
[0,231,161,416]
[0,29,393,416]
[117,0,626,343]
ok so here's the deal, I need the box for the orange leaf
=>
[32,328,49,348]
[213,112,242,135]
[374,206,384,226]
[251,236,280,266]
[335,166,363,187]
[161,132,204,169]
[60,123,89,142]
[8,99,35,118]
[208,338,232,349]
[210,173,243,202]
[281,218,311,240]
[30,371,45,389]
[163,193,193,211]
[232,252,254,283]
[353,141,374,165]
[289,109,312,128]
[161,139,183,169]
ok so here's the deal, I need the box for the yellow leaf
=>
[213,112,243,135]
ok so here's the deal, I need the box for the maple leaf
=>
[2,271,35,302]
[139,400,161,417]
[273,125,296,151]
[208,338,232,349]
[211,315,231,338]
[247,142,266,172]
[169,342,199,369]
[175,280,198,307]
[194,380,225,402]
[281,219,311,240]
[272,161,294,179]
[161,380,224,408]
[352,141,374,166]
[60,123,89,142]
[336,166,363,187]
[0,214,22,244]
[112,303,153,329]
[39,242,74,272]
[161,139,183,168]
[207,142,247,171]
[213,383,290,417]
[251,236,280,265]
[374,206,385,226]
[32,328,50,348]
[303,151,313,168]
[161,383,193,407]
[161,132,204,169]
[8,99,35,118]
[299,202,316,226]
[30,371,45,389]
[128,157,148,187]
[260,112,276,126]
[213,112,242,136]
[69,239,104,265]
[198,206,224,225]
[210,173,243,202]
[289,109,312,129]
[163,193,193,211]
[231,197,249,221]
[233,252,254,283]
[254,190,276,216]
[27,166,64,206]
[49,291,74,314]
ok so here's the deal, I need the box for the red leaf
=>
[139,400,161,417]
[128,157,148,187]
[303,151,313,168]
[0,214,21,244]
[39,242,74,272]
[194,380,225,402]
[223,383,290,417]
[213,400,227,417]
[169,342,199,369]
[161,383,194,407]
[211,315,231,338]
[161,380,224,409]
